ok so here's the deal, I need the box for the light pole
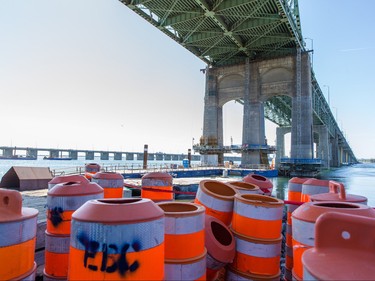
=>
[323,85,331,107]
[304,37,314,67]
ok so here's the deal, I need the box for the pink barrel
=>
[48,175,89,190]
[243,174,273,196]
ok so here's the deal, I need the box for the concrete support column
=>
[86,151,94,160]
[50,150,59,158]
[275,126,291,168]
[331,135,339,167]
[27,149,38,158]
[69,151,78,160]
[201,68,222,166]
[114,153,122,160]
[291,51,313,159]
[126,153,134,160]
[100,152,109,160]
[316,125,330,168]
[3,148,14,157]
[242,60,265,165]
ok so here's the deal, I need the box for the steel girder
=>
[119,0,303,66]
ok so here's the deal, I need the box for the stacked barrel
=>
[69,198,165,280]
[84,163,101,181]
[229,193,284,280]
[0,188,38,280]
[141,172,174,202]
[284,177,309,280]
[158,202,207,280]
[45,181,104,280]
[291,200,375,280]
[243,174,273,196]
[92,171,124,198]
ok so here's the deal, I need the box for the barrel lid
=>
[142,172,173,181]
[0,188,38,222]
[72,198,164,223]
[243,174,273,189]
[199,180,238,200]
[157,202,205,217]
[47,181,104,196]
[302,178,330,187]
[289,177,311,184]
[235,193,283,207]
[310,193,367,204]
[49,174,89,185]
[92,171,124,180]
[205,215,235,263]
[292,201,375,222]
[228,181,260,191]
[302,212,375,280]
[85,163,100,168]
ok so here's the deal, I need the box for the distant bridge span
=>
[119,0,357,171]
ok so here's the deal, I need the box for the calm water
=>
[1,158,374,206]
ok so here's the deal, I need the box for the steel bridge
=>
[119,0,357,168]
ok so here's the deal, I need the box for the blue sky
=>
[0,0,374,159]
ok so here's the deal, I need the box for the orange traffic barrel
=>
[48,174,89,190]
[44,231,70,279]
[226,265,281,281]
[92,172,124,198]
[84,163,101,180]
[165,249,207,281]
[46,181,104,235]
[68,198,165,280]
[194,180,238,226]
[157,202,205,260]
[230,228,282,277]
[0,188,38,280]
[45,181,104,279]
[300,178,330,202]
[302,212,375,280]
[291,201,375,280]
[141,172,173,202]
[232,194,284,240]
[287,177,310,202]
[227,181,261,195]
[205,215,235,281]
[310,180,368,205]
[243,174,273,196]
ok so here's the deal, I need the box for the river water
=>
[1,158,374,206]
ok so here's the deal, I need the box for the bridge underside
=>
[120,0,302,66]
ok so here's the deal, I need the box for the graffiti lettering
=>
[49,206,64,227]
[77,232,141,276]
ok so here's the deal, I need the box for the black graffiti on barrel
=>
[48,207,64,227]
[77,232,141,276]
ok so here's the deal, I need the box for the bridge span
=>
[0,146,204,162]
[120,0,357,174]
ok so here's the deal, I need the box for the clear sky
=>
[0,0,374,158]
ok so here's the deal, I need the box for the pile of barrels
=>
[2,163,375,281]
[285,177,375,281]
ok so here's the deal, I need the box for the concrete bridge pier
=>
[2,148,14,157]
[290,52,313,160]
[114,153,122,160]
[315,125,330,168]
[86,151,94,160]
[242,60,266,166]
[275,127,291,168]
[100,152,109,160]
[50,150,59,158]
[331,134,339,167]
[126,153,134,160]
[201,68,223,166]
[27,148,38,158]
[69,151,78,160]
